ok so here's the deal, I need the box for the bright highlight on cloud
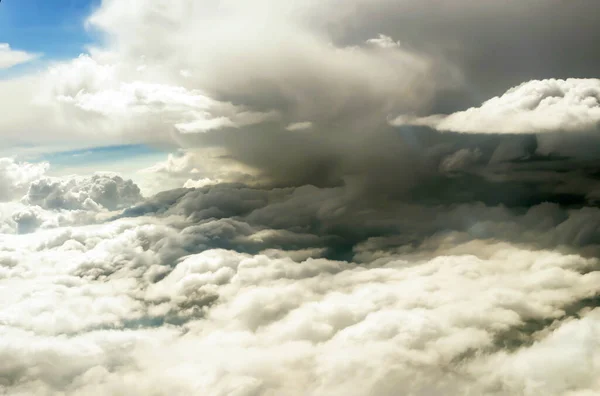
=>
[392,79,600,134]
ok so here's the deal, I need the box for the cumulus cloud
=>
[0,157,49,202]
[0,43,38,69]
[25,173,143,211]
[2,201,600,394]
[0,171,144,236]
[0,157,147,234]
[8,203,108,235]
[392,79,600,134]
[3,160,600,393]
[183,178,221,189]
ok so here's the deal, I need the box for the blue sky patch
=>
[19,144,169,177]
[0,0,100,76]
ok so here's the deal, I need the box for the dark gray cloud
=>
[115,171,600,264]
[169,122,600,218]
[334,0,600,111]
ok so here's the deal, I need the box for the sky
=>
[0,0,99,72]
[0,0,167,186]
[2,1,600,395]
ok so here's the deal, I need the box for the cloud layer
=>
[2,176,600,395]
[2,0,600,394]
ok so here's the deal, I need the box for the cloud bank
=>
[2,174,600,395]
[392,79,600,134]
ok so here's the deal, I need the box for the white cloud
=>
[477,308,600,395]
[0,54,280,148]
[53,73,278,134]
[0,163,143,234]
[2,216,600,394]
[45,56,279,137]
[366,34,401,49]
[0,43,38,69]
[285,121,313,131]
[183,178,221,189]
[24,173,143,211]
[1,2,600,394]
[392,79,600,134]
[142,150,200,176]
[0,157,49,202]
[2,172,600,393]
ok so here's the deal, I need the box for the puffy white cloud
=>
[0,43,38,69]
[392,79,600,134]
[1,212,600,395]
[3,172,600,393]
[0,160,142,234]
[24,173,143,211]
[0,157,49,202]
[3,178,600,393]
[0,202,134,237]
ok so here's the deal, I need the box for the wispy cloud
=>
[0,43,40,70]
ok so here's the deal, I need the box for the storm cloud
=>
[2,0,600,395]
